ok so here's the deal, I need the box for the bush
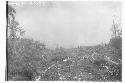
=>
[110,36,122,49]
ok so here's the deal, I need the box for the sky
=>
[10,1,121,48]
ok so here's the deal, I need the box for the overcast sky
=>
[10,1,121,48]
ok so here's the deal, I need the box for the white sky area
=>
[10,1,121,48]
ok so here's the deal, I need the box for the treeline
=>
[7,5,122,81]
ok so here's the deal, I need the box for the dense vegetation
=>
[7,5,122,81]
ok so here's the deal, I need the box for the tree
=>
[110,16,122,38]
[8,5,25,40]
[109,17,122,59]
[104,17,122,81]
[7,3,26,80]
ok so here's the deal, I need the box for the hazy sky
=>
[10,1,121,48]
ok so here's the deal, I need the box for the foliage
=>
[7,5,122,81]
[8,39,122,81]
